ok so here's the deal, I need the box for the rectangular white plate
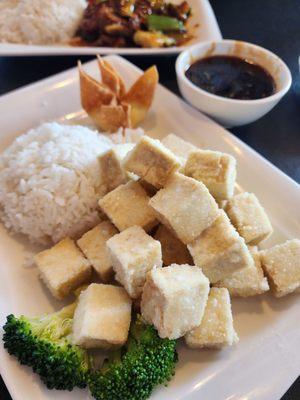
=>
[0,0,221,56]
[0,55,299,400]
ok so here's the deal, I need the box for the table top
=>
[0,0,299,399]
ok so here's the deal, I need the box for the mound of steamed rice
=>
[0,0,86,45]
[0,123,113,245]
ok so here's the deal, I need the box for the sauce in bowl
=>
[185,55,276,100]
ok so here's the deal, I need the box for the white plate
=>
[0,0,221,56]
[0,55,299,400]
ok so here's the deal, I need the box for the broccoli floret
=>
[88,315,178,400]
[3,303,89,391]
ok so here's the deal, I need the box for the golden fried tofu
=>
[77,221,118,282]
[141,264,210,339]
[260,239,300,297]
[107,226,162,298]
[185,149,236,201]
[139,179,158,197]
[215,246,269,297]
[162,133,197,159]
[73,283,132,348]
[185,288,238,349]
[99,144,135,192]
[161,133,197,169]
[188,210,254,283]
[123,135,181,188]
[225,192,273,245]
[98,181,157,232]
[34,238,91,300]
[149,173,219,244]
[217,199,228,209]
[154,224,193,266]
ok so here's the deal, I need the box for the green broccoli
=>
[3,302,90,391]
[88,315,178,400]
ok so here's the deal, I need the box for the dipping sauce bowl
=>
[176,39,292,127]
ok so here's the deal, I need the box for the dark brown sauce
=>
[185,55,276,100]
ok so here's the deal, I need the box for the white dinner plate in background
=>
[0,0,221,56]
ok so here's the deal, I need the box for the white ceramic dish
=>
[0,0,221,56]
[176,40,292,127]
[0,55,299,400]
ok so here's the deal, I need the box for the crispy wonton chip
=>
[97,56,126,99]
[92,104,131,133]
[79,59,158,132]
[122,65,158,127]
[78,61,115,115]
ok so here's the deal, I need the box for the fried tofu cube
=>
[107,226,162,298]
[99,144,135,192]
[154,224,193,266]
[35,237,91,300]
[161,133,197,169]
[185,149,236,201]
[139,179,158,197]
[123,135,181,188]
[260,239,300,297]
[77,221,118,282]
[149,173,219,244]
[185,288,238,349]
[161,133,197,160]
[188,210,254,283]
[99,181,157,232]
[225,192,273,245]
[217,199,228,209]
[141,264,210,339]
[73,283,132,348]
[215,246,269,297]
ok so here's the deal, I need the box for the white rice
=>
[0,123,113,245]
[0,0,87,45]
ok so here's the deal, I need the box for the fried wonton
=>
[79,57,158,132]
[97,56,126,99]
[122,65,158,127]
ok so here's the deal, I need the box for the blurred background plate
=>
[0,0,221,56]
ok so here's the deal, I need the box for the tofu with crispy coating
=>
[149,173,219,244]
[99,144,135,192]
[73,283,132,348]
[161,133,197,169]
[107,226,162,298]
[139,179,158,197]
[34,237,91,300]
[260,239,300,297]
[188,210,254,283]
[225,192,273,245]
[185,288,238,349]
[162,133,197,159]
[99,181,157,232]
[141,264,210,339]
[123,135,181,188]
[217,199,228,209]
[185,149,236,201]
[154,224,193,266]
[215,246,269,297]
[77,221,118,282]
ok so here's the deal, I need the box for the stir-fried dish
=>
[75,0,192,47]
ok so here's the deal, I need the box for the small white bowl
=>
[176,40,292,127]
